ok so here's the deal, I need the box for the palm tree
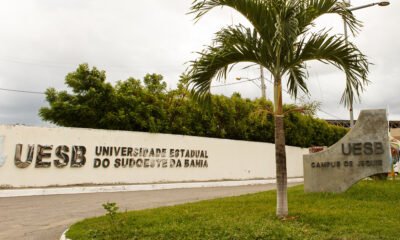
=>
[187,0,369,218]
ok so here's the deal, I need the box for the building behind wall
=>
[326,120,400,140]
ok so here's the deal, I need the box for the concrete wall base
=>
[0,178,303,198]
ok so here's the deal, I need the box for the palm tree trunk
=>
[274,76,288,218]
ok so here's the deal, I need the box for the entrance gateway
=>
[303,109,391,193]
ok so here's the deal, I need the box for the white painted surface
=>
[60,229,70,240]
[0,125,307,188]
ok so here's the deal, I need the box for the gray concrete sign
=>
[304,109,391,193]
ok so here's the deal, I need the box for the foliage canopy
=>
[39,64,347,148]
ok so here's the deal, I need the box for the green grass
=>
[67,181,400,240]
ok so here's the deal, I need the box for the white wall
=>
[0,125,307,188]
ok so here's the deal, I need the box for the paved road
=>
[0,183,300,240]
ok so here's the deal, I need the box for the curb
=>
[0,178,303,198]
[60,228,70,240]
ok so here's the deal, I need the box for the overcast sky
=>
[0,0,398,126]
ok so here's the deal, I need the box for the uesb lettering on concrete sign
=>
[14,144,209,169]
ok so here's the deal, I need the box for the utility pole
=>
[343,0,353,127]
[343,0,390,127]
[260,66,267,100]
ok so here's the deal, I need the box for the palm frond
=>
[292,31,369,107]
[298,0,362,36]
[190,0,279,58]
[286,63,309,98]
[188,0,369,108]
[187,25,267,102]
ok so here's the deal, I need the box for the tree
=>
[40,64,347,149]
[187,0,369,218]
[113,74,168,132]
[39,65,169,131]
[39,63,116,128]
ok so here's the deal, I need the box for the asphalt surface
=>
[0,183,300,240]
